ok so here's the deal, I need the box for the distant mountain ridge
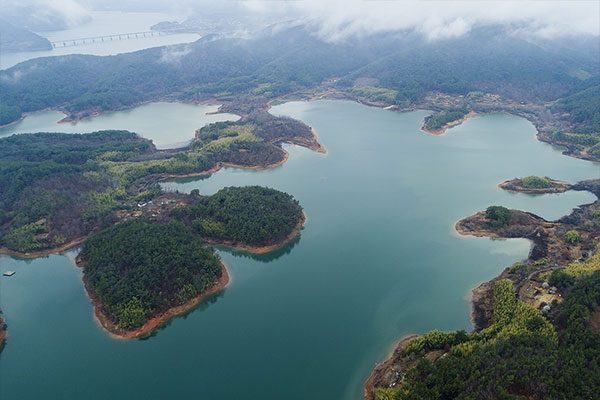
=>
[0,24,598,130]
[0,19,52,53]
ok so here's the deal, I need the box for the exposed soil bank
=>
[498,178,572,194]
[0,316,6,353]
[80,260,230,339]
[422,111,477,135]
[364,335,419,400]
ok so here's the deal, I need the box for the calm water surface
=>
[1,11,200,70]
[1,100,598,400]
[0,102,238,149]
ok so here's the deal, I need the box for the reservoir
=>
[1,100,598,400]
[1,11,200,70]
[0,102,238,149]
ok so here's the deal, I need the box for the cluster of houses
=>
[520,278,561,313]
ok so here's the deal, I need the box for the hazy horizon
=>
[1,0,598,42]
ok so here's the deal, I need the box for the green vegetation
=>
[351,86,399,104]
[508,262,529,278]
[559,244,600,278]
[550,83,600,153]
[466,91,483,99]
[81,218,223,330]
[3,219,47,252]
[79,185,303,330]
[1,27,595,127]
[425,107,469,130]
[375,273,600,399]
[171,186,303,246]
[486,205,511,228]
[552,84,600,134]
[565,230,581,244]
[0,104,22,126]
[519,175,551,189]
[0,131,153,251]
[400,280,554,358]
[0,116,310,252]
[553,131,600,146]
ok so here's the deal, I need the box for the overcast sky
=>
[2,0,599,40]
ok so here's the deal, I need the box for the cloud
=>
[242,0,600,41]
[2,0,91,30]
[2,0,596,41]
[158,45,191,64]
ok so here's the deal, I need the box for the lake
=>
[0,102,238,149]
[1,11,200,70]
[1,100,598,400]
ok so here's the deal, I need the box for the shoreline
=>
[0,237,86,259]
[364,334,420,400]
[367,182,600,396]
[206,211,306,254]
[80,259,230,339]
[310,127,328,154]
[0,151,299,260]
[0,317,6,353]
[159,150,291,182]
[56,98,229,125]
[421,111,477,135]
[497,178,572,194]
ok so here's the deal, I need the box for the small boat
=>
[3,271,16,277]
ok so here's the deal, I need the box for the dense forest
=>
[80,218,223,329]
[171,186,303,246]
[551,82,600,156]
[79,184,304,331]
[375,272,600,400]
[0,131,155,251]
[0,115,312,253]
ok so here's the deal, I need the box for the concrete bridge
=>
[51,31,172,48]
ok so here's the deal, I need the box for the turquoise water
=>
[1,100,598,400]
[0,102,238,149]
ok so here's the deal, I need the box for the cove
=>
[1,100,598,400]
[0,102,239,149]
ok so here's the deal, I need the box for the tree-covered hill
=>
[79,184,305,332]
[171,186,303,246]
[80,218,223,330]
[374,273,600,400]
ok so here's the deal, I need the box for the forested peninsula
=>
[0,113,318,256]
[367,180,600,399]
[0,118,309,339]
[421,106,474,135]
